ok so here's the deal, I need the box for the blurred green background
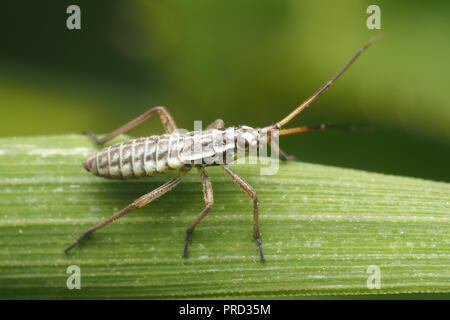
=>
[1,0,449,182]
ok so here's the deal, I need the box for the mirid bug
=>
[65,34,380,260]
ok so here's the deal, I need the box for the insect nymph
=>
[66,35,380,260]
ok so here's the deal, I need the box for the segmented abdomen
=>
[83,127,247,179]
[83,135,181,179]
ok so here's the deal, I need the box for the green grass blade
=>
[0,134,449,299]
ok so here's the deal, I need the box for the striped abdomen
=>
[83,135,182,179]
[83,127,259,179]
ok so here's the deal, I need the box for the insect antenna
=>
[276,33,381,129]
[278,124,371,136]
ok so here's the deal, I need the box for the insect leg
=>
[206,119,225,130]
[220,165,264,261]
[84,106,178,145]
[65,168,191,253]
[183,167,214,258]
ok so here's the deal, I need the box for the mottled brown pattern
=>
[145,137,157,162]
[121,145,132,165]
[134,142,146,177]
[108,146,121,178]
[97,152,108,169]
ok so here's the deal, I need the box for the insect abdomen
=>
[83,128,245,178]
[83,136,183,179]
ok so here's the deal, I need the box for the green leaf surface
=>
[0,135,449,299]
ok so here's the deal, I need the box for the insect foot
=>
[254,232,265,262]
[82,131,104,144]
[183,229,193,258]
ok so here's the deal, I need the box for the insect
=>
[65,34,380,260]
